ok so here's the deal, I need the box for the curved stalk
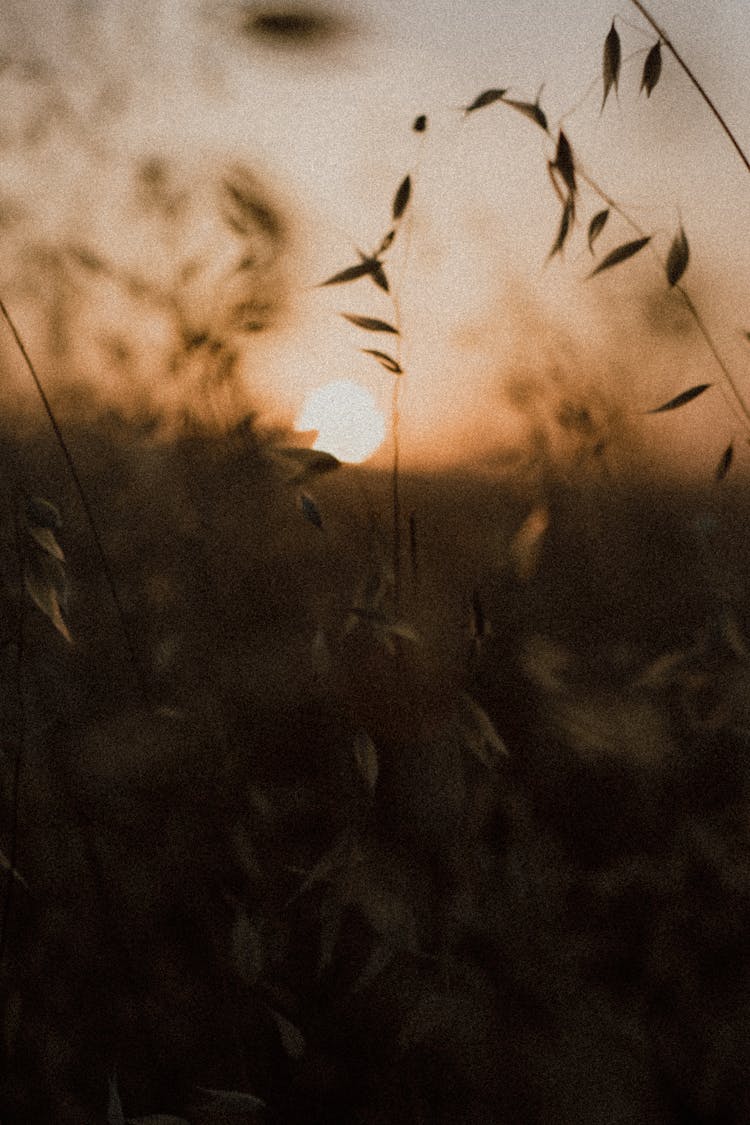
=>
[0,499,27,973]
[0,299,150,702]
[629,0,750,177]
[575,166,750,434]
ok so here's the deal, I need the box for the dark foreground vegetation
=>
[2,405,750,1124]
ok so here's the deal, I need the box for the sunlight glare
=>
[295,379,386,463]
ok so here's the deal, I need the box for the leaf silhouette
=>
[223,173,284,242]
[464,88,507,114]
[368,259,390,293]
[320,261,377,287]
[392,175,411,221]
[587,209,609,253]
[362,349,402,374]
[27,524,64,562]
[270,1010,306,1060]
[321,255,388,291]
[276,446,340,483]
[459,694,509,765]
[25,496,61,531]
[504,98,548,131]
[666,225,689,286]
[553,130,576,195]
[0,846,27,889]
[299,492,323,529]
[648,384,712,413]
[24,567,72,643]
[641,40,662,96]
[376,229,396,254]
[342,314,399,334]
[231,300,271,332]
[602,21,621,109]
[412,114,427,132]
[588,236,651,278]
[716,443,734,481]
[182,330,209,351]
[510,505,549,580]
[388,621,420,644]
[549,196,575,258]
[470,589,490,640]
[193,1088,265,1112]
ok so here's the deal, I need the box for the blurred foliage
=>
[2,4,750,1122]
[1,404,750,1123]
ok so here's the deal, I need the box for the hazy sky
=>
[239,0,750,472]
[5,0,750,473]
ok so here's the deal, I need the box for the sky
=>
[235,0,750,475]
[4,0,750,476]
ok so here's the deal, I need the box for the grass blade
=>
[588,236,651,278]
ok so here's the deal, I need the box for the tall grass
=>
[1,4,750,1123]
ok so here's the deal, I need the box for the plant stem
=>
[628,0,750,178]
[391,375,402,614]
[676,286,750,427]
[0,500,27,973]
[576,166,750,434]
[387,136,428,615]
[408,510,418,592]
[0,299,150,703]
[390,272,408,617]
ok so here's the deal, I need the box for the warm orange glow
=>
[295,379,386,463]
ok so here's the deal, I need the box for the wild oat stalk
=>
[628,0,750,178]
[320,116,427,610]
[0,498,27,974]
[461,5,750,479]
[0,298,150,699]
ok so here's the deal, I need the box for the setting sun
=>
[295,379,387,464]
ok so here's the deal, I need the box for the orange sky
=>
[231,0,750,476]
[4,1,750,477]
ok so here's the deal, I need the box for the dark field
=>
[2,408,750,1123]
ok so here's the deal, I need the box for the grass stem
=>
[576,166,750,434]
[0,299,150,703]
[629,0,750,178]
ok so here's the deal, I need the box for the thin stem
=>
[389,273,407,616]
[391,375,402,614]
[387,140,426,614]
[408,510,418,592]
[0,499,27,972]
[576,165,750,433]
[675,285,750,421]
[0,299,150,703]
[557,46,651,126]
[628,0,750,178]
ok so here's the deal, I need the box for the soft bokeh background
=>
[2,0,749,474]
[3,9,750,1122]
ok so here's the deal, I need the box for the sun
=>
[295,379,387,464]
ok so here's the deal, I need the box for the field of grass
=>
[2,3,750,1120]
[1,404,750,1123]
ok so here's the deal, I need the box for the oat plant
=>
[459,2,750,481]
[319,118,428,610]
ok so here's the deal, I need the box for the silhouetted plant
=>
[455,2,750,482]
[4,5,750,1123]
[319,141,423,610]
